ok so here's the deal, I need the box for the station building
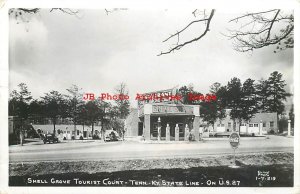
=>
[125,88,278,140]
[125,88,200,141]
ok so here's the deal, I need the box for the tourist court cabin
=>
[124,88,278,140]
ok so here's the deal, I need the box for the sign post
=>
[229,132,240,168]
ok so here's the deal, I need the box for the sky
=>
[9,9,294,107]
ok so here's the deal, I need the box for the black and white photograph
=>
[1,2,299,193]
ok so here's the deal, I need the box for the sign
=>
[152,105,193,114]
[229,132,240,168]
[137,88,178,107]
[229,132,240,149]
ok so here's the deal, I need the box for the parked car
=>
[43,134,59,144]
[105,130,119,142]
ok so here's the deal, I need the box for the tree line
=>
[178,71,293,133]
[9,83,130,145]
[9,71,293,145]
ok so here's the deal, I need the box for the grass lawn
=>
[9,152,293,187]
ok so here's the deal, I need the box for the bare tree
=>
[158,9,293,55]
[9,8,81,22]
[226,9,294,53]
[9,8,293,54]
[158,9,215,56]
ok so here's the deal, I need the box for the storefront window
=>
[228,122,231,127]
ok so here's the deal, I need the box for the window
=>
[228,122,232,127]
[221,124,225,127]
[249,124,253,127]
[77,130,79,135]
[254,124,259,127]
[263,122,266,127]
[67,131,70,134]
[270,121,274,127]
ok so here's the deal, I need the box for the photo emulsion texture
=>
[8,9,294,187]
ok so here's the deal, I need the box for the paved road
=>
[9,135,293,163]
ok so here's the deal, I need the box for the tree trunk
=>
[74,123,77,140]
[238,120,241,135]
[102,129,105,142]
[233,119,236,131]
[20,119,24,146]
[53,118,56,135]
[83,123,85,138]
[20,131,23,146]
[92,122,94,137]
[277,113,279,133]
[101,119,105,142]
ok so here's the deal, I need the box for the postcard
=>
[1,2,299,194]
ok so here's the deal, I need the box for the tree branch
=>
[265,9,280,41]
[158,9,215,56]
[229,9,279,23]
[225,9,294,52]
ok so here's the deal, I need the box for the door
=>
[249,123,259,134]
[216,124,225,132]
[138,122,143,136]
[178,123,184,138]
[152,122,158,138]
[240,123,247,133]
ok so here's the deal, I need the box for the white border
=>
[0,0,299,194]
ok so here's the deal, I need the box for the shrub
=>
[79,136,83,140]
[189,133,195,141]
[268,129,275,134]
[9,133,19,145]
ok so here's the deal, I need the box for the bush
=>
[79,136,83,140]
[92,135,100,139]
[268,129,275,134]
[26,128,40,138]
[63,137,66,140]
[9,133,19,145]
[189,133,195,141]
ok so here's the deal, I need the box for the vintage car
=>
[104,130,120,142]
[43,134,59,144]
